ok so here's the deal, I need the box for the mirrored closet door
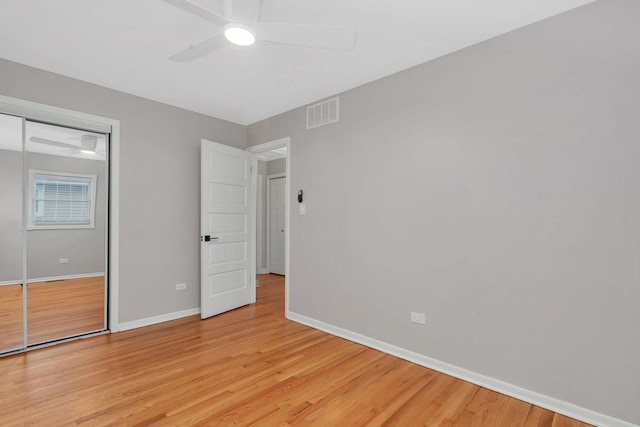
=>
[0,113,109,354]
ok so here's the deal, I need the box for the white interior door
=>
[269,177,286,275]
[201,139,256,319]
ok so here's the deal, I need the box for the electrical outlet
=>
[59,258,69,264]
[410,312,426,325]
[175,283,186,291]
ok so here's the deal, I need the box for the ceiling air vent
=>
[307,97,339,130]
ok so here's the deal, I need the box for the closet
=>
[0,113,109,354]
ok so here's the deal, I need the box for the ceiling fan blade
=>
[29,136,80,150]
[254,23,356,51]
[169,31,228,61]
[161,0,230,26]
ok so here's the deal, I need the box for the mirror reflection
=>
[0,115,108,352]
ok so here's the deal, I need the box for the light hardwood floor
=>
[0,274,591,426]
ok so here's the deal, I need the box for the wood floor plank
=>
[190,349,364,425]
[552,413,593,427]
[0,274,593,426]
[382,374,460,426]
[524,405,556,427]
[493,396,534,426]
[366,368,439,425]
[422,379,479,426]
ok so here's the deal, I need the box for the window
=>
[28,170,97,229]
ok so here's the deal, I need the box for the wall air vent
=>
[306,97,339,130]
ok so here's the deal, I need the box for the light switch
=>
[299,203,306,215]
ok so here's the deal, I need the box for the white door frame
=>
[0,94,120,333]
[256,174,267,274]
[266,173,286,275]
[246,137,290,314]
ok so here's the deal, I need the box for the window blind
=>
[33,175,93,225]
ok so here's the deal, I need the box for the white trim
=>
[247,137,291,313]
[250,154,257,302]
[284,143,290,314]
[109,121,120,332]
[0,94,120,334]
[266,173,286,275]
[257,268,269,274]
[25,272,105,284]
[0,96,111,133]
[21,118,27,348]
[286,311,637,427]
[247,137,290,154]
[119,308,200,332]
[256,174,264,274]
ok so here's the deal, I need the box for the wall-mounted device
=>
[298,190,303,203]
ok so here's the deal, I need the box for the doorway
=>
[0,110,111,355]
[247,138,290,313]
[268,175,286,275]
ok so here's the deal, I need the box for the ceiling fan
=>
[29,135,98,155]
[162,0,357,61]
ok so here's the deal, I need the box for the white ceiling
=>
[0,0,594,126]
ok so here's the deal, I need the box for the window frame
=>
[27,169,98,230]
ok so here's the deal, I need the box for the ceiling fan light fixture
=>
[224,23,255,46]
[81,134,98,153]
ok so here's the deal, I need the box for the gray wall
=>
[266,157,286,176]
[25,152,106,279]
[0,150,23,282]
[248,1,640,424]
[0,58,246,323]
[257,160,267,271]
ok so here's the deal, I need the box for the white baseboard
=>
[257,268,269,274]
[118,308,200,332]
[286,311,637,427]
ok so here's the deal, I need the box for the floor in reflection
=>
[0,284,23,352]
[27,275,105,345]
